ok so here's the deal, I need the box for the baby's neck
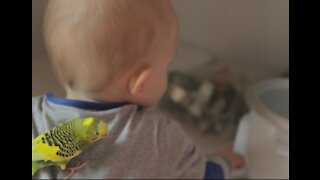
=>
[66,89,129,103]
[66,92,100,102]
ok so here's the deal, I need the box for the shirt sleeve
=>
[157,116,206,179]
[204,156,231,179]
[157,115,230,179]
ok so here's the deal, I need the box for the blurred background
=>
[32,0,289,178]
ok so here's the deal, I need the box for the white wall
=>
[171,0,289,79]
[32,0,289,96]
[32,0,48,59]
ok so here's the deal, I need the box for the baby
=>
[32,0,244,179]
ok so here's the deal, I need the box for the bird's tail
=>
[32,161,55,176]
[32,161,39,176]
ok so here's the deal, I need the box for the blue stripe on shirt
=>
[45,93,128,111]
[204,161,224,179]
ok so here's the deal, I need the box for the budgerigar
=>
[32,117,108,178]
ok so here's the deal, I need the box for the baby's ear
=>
[128,66,152,97]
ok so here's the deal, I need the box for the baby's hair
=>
[44,0,177,93]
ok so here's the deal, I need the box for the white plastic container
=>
[233,78,289,179]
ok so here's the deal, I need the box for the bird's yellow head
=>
[81,117,108,143]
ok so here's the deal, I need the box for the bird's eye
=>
[95,132,99,135]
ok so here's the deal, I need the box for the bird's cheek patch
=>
[83,117,94,127]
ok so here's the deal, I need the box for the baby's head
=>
[44,0,178,107]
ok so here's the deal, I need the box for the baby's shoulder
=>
[137,108,173,126]
[136,108,183,135]
[32,95,44,110]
